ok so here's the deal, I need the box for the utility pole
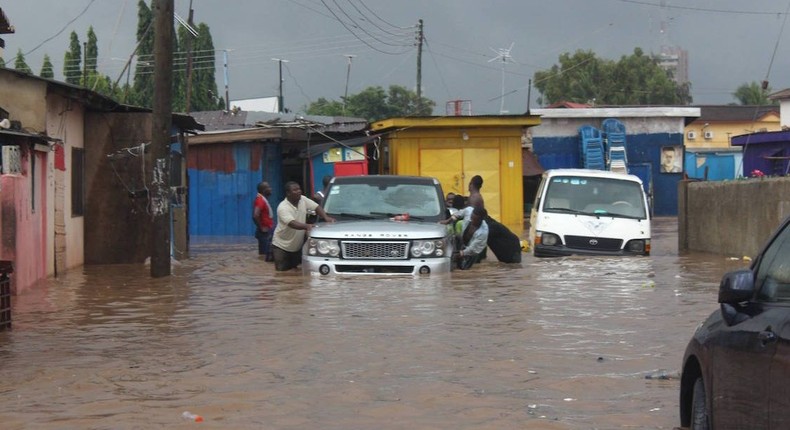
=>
[223,50,229,111]
[272,58,289,113]
[416,19,424,110]
[342,54,355,115]
[82,41,88,85]
[526,78,532,115]
[184,0,195,113]
[150,0,174,278]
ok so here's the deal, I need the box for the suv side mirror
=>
[718,269,755,304]
[719,269,755,326]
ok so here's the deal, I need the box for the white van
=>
[529,169,651,257]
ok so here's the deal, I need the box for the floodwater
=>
[0,218,748,429]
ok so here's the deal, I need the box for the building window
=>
[72,147,84,216]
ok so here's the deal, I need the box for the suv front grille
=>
[342,241,409,260]
[564,235,622,251]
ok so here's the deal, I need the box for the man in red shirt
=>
[253,181,275,260]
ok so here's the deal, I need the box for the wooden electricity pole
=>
[150,0,174,278]
[416,19,423,108]
[184,1,195,114]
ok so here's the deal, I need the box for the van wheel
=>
[691,377,710,430]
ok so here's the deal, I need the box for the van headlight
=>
[537,232,560,246]
[411,239,446,257]
[626,239,648,254]
[308,238,340,257]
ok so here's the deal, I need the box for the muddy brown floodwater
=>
[0,217,748,429]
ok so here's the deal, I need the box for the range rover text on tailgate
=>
[303,175,453,276]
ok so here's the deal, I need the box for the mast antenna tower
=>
[488,42,517,114]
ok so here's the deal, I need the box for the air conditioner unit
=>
[704,131,714,139]
[687,131,697,139]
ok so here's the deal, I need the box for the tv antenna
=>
[488,42,517,114]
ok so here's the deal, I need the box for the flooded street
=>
[0,218,747,429]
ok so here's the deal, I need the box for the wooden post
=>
[150,0,174,278]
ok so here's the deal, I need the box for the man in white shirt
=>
[272,181,335,271]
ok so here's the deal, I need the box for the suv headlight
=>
[411,239,446,257]
[308,238,340,257]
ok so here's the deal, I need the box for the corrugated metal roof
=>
[532,107,700,118]
[0,68,202,132]
[769,89,790,100]
[731,130,790,146]
[191,110,368,134]
[693,105,778,122]
[189,110,250,131]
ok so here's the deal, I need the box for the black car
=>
[679,214,790,429]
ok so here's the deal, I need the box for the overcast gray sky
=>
[4,0,790,114]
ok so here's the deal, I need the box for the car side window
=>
[756,223,790,302]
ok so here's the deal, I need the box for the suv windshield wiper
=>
[333,212,376,220]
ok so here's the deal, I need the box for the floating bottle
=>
[182,411,204,423]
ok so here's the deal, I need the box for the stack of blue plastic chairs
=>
[579,125,605,170]
[602,118,628,173]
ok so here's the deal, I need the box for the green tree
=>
[188,22,222,111]
[733,81,773,105]
[131,0,155,107]
[307,97,345,116]
[534,48,691,106]
[14,49,32,73]
[64,31,82,85]
[40,54,55,78]
[85,26,98,73]
[307,85,435,121]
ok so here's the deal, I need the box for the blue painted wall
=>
[533,132,684,216]
[188,142,282,236]
[684,151,740,181]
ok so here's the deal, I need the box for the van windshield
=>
[543,176,647,219]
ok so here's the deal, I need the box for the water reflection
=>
[0,218,744,429]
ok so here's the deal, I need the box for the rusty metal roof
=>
[693,105,778,122]
[191,110,368,134]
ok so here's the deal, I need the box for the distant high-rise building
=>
[657,46,689,85]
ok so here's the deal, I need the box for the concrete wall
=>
[679,177,790,257]
[45,94,85,273]
[84,112,154,264]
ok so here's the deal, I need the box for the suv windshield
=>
[543,175,647,219]
[323,182,443,220]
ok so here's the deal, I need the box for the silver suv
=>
[303,175,453,276]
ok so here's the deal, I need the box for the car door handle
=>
[758,330,778,346]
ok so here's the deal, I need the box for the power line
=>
[319,0,413,55]
[23,0,97,56]
[422,36,452,100]
[353,0,415,30]
[614,0,789,15]
[343,0,413,37]
[329,0,413,47]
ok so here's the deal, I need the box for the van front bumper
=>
[533,244,649,258]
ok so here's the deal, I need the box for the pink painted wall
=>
[0,150,47,294]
